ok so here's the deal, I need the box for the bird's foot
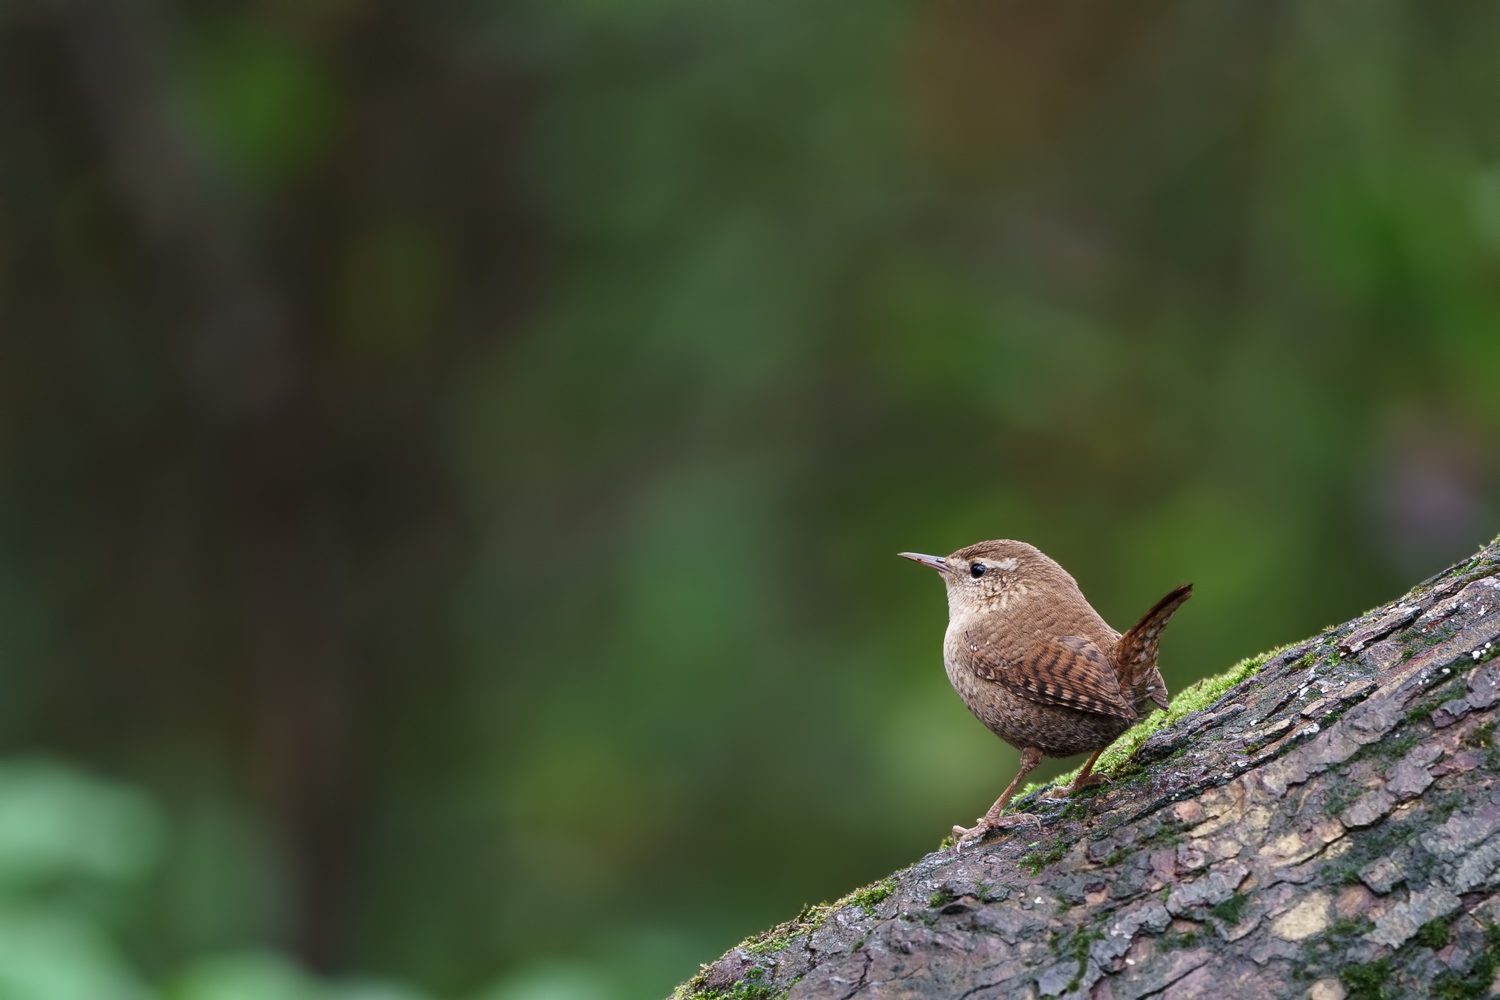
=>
[950,812,1042,850]
[1042,773,1110,800]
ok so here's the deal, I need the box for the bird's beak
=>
[898,552,951,574]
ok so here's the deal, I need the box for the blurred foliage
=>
[1,0,1499,999]
[0,761,432,999]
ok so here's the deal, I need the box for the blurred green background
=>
[1,0,1499,997]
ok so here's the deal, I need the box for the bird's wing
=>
[968,635,1136,720]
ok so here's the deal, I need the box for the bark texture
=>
[676,536,1500,1000]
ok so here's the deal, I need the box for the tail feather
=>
[1116,583,1192,709]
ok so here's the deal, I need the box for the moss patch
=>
[1210,892,1248,925]
[1019,838,1070,875]
[1431,921,1500,1000]
[1046,926,1103,994]
[845,877,896,915]
[1377,731,1419,759]
[674,966,782,1000]
[1340,958,1394,1000]
[740,923,797,958]
[1027,646,1278,797]
[1416,918,1452,949]
[1323,779,1364,818]
[740,874,904,957]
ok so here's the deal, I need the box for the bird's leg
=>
[953,747,1044,847]
[1042,749,1108,800]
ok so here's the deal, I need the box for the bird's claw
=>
[950,812,1042,850]
[1042,773,1110,800]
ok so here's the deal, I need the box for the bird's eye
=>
[970,562,986,578]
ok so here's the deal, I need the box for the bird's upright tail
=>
[1116,583,1192,711]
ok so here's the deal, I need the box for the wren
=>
[901,540,1190,846]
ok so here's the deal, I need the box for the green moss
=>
[845,878,896,915]
[1137,816,1186,851]
[1209,892,1247,925]
[1032,646,1278,795]
[1340,958,1394,1000]
[1058,785,1106,822]
[673,968,786,1000]
[1400,619,1456,650]
[1325,824,1426,893]
[1430,920,1500,1000]
[1324,780,1363,817]
[671,970,712,1000]
[1434,969,1479,998]
[1379,731,1420,758]
[1293,915,1379,984]
[1330,726,1420,780]
[1415,917,1452,949]
[1046,926,1103,994]
[1431,787,1468,822]
[1163,929,1199,950]
[747,874,905,952]
[1326,916,1375,940]
[740,923,798,958]
[796,902,832,928]
[1019,838,1069,875]
[690,968,781,1000]
[1445,559,1500,596]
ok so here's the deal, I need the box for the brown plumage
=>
[900,540,1190,846]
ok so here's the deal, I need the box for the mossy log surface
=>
[675,536,1500,1000]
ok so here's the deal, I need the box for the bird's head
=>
[898,539,1067,616]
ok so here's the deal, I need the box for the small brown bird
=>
[901,540,1190,846]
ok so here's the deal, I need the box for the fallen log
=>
[674,535,1500,1000]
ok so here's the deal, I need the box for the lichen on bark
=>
[674,535,1500,1000]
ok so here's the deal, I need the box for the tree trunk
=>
[676,536,1500,1000]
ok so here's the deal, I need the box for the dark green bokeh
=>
[1,1,1498,998]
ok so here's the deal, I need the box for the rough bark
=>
[676,536,1500,1000]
